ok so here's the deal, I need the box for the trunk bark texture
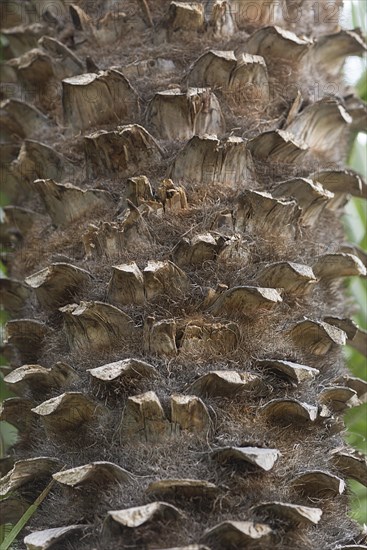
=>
[0,1,367,549]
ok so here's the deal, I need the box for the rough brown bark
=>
[1,1,367,549]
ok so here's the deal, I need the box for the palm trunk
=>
[1,1,367,549]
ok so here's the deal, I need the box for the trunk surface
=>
[1,1,367,549]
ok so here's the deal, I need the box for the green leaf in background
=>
[0,422,17,458]
[0,477,57,550]
[342,0,367,525]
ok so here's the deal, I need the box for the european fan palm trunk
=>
[1,1,367,549]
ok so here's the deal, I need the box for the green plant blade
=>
[0,477,56,550]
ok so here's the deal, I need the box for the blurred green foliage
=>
[343,0,367,524]
[344,180,367,523]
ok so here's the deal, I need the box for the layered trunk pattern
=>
[1,1,367,549]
